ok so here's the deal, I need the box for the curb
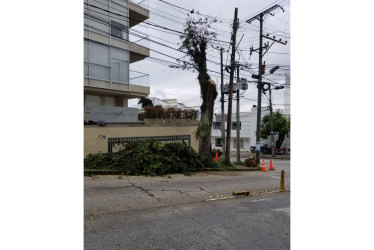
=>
[85,167,262,176]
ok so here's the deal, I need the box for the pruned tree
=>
[138,97,154,109]
[178,16,218,158]
[260,110,290,149]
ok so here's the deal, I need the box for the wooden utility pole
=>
[220,48,225,156]
[236,67,240,163]
[224,7,239,162]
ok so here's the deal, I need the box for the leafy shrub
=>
[84,139,218,175]
[184,109,198,120]
[138,112,145,121]
[144,106,165,119]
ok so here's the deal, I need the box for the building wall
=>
[84,124,199,156]
[211,106,292,153]
[84,0,150,121]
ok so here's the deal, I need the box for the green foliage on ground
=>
[217,159,235,170]
[84,139,218,176]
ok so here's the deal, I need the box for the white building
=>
[211,105,290,153]
[211,106,270,153]
[84,0,150,121]
[138,97,189,109]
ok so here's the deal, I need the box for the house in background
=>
[211,106,270,154]
[138,97,189,109]
[211,105,290,154]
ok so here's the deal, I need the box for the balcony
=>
[84,70,150,97]
[128,0,150,28]
[130,31,150,63]
[130,70,149,87]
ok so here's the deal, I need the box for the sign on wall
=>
[90,106,138,123]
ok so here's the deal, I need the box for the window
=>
[84,40,129,83]
[233,139,244,149]
[111,20,127,39]
[213,122,221,130]
[111,58,129,83]
[215,138,223,147]
[84,40,111,81]
[89,63,110,81]
[232,122,241,130]
[111,47,129,83]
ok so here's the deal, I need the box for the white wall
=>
[211,106,290,152]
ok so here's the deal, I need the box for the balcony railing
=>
[131,35,150,49]
[130,70,149,87]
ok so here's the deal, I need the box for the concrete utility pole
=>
[236,66,240,163]
[255,12,264,167]
[225,7,239,162]
[246,4,285,167]
[220,48,225,155]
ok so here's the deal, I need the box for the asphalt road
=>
[85,192,290,250]
[84,159,290,249]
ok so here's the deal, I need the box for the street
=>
[85,159,290,249]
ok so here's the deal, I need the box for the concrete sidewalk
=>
[84,159,290,215]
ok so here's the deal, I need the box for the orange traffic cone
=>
[269,159,275,171]
[261,159,267,172]
[214,151,218,162]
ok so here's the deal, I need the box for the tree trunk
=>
[197,73,217,158]
[276,134,285,149]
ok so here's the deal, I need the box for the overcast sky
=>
[128,0,290,113]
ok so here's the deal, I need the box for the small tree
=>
[138,97,154,109]
[261,110,290,149]
[178,16,218,158]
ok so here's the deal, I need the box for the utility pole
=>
[269,88,274,157]
[255,12,264,168]
[246,4,285,167]
[220,48,225,156]
[225,7,239,162]
[236,66,240,163]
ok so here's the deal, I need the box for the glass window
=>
[89,64,110,81]
[215,138,222,147]
[111,47,129,60]
[111,20,127,40]
[232,122,241,130]
[213,122,221,130]
[111,58,129,83]
[89,42,109,66]
[84,40,89,61]
[84,63,89,77]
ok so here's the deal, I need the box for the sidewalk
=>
[229,151,290,161]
